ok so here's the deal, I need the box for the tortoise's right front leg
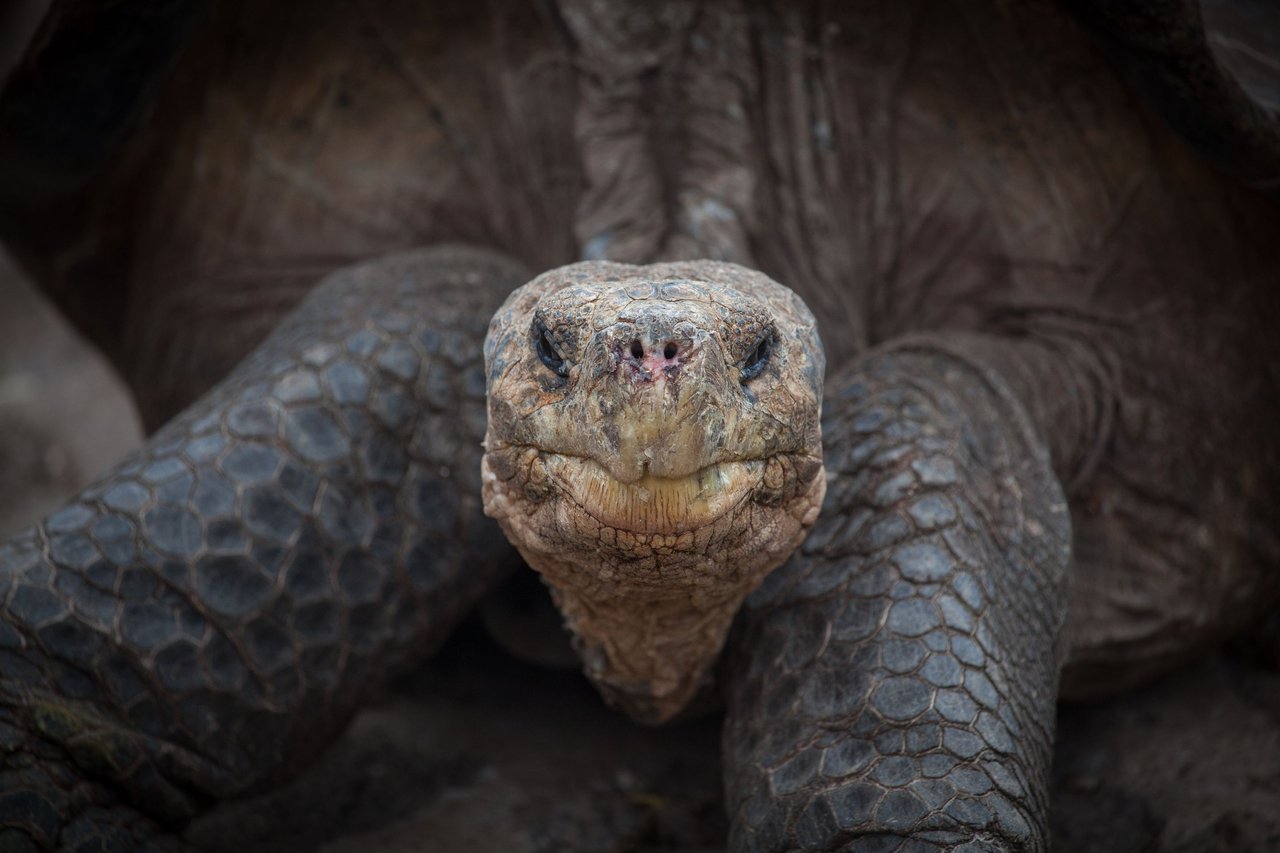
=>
[723,340,1073,852]
[0,246,527,849]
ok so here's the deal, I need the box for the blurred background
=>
[0,0,141,540]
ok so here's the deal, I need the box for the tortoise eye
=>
[534,322,569,377]
[741,334,772,381]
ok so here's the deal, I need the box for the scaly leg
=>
[0,246,526,849]
[724,340,1071,852]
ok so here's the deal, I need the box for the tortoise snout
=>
[622,334,691,379]
[608,314,702,384]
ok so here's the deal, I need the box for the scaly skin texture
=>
[482,260,825,722]
[724,343,1070,851]
[1,0,1279,850]
[0,247,528,849]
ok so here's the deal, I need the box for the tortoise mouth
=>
[541,453,763,535]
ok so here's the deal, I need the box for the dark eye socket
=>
[534,322,569,377]
[741,333,773,381]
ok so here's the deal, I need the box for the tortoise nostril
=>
[663,342,678,360]
[630,340,644,359]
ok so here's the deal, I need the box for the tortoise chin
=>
[480,444,825,723]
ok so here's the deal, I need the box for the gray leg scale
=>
[723,342,1071,852]
[0,246,527,850]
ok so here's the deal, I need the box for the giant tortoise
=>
[1,1,1278,850]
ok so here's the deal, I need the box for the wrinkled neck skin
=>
[482,261,825,723]
[483,456,822,722]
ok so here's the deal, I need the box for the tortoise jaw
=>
[543,454,763,535]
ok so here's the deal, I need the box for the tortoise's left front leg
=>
[723,339,1073,852]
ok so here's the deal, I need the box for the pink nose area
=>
[628,338,685,374]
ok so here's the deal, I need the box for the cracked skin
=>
[0,0,1279,850]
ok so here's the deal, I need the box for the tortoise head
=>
[481,260,825,723]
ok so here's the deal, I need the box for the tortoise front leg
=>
[0,246,527,849]
[724,341,1072,852]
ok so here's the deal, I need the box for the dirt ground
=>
[2,248,1280,852]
